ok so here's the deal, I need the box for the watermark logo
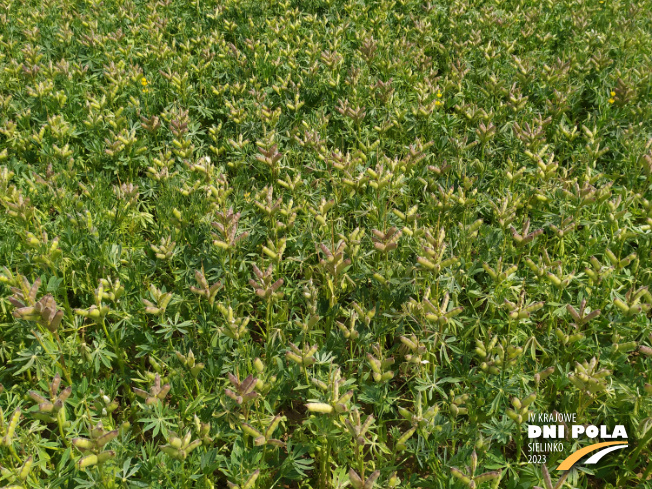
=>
[526,412,628,470]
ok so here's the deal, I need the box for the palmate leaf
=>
[277,441,315,480]
[88,339,117,373]
[137,404,176,439]
[12,344,44,377]
[481,417,515,445]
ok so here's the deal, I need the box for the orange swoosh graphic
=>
[556,441,628,470]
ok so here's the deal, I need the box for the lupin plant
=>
[227,470,259,489]
[175,349,204,379]
[506,393,537,426]
[142,284,173,317]
[348,468,379,489]
[217,303,250,341]
[2,0,652,486]
[211,208,249,251]
[190,269,222,306]
[503,289,545,321]
[225,373,259,408]
[0,454,35,488]
[74,281,113,323]
[7,277,63,333]
[72,422,117,469]
[366,344,394,383]
[416,227,459,275]
[534,464,569,489]
[568,357,611,397]
[451,450,502,488]
[241,415,285,447]
[160,430,202,460]
[0,408,21,448]
[133,374,171,406]
[306,368,353,415]
[27,374,71,428]
[150,236,176,261]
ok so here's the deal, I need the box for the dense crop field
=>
[1,0,652,487]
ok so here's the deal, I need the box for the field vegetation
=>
[1,0,652,487]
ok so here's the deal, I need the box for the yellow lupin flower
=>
[610,91,615,97]
[141,77,148,87]
[608,98,615,104]
[436,91,443,98]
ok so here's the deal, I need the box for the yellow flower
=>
[141,77,148,87]
[608,98,615,104]
[143,88,149,94]
[435,100,442,107]
[610,91,615,97]
[436,91,443,98]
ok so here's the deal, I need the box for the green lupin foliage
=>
[1,0,652,486]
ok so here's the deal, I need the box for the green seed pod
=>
[521,393,536,407]
[242,423,262,438]
[97,450,116,463]
[311,378,328,391]
[185,439,202,454]
[640,346,652,356]
[19,456,33,481]
[161,446,181,459]
[396,427,416,451]
[613,298,630,314]
[337,390,353,405]
[28,391,47,404]
[512,397,522,410]
[568,333,584,343]
[2,408,21,446]
[506,409,518,422]
[398,407,412,421]
[286,352,302,364]
[614,341,637,353]
[96,430,118,448]
[536,366,555,382]
[306,403,333,414]
[388,472,401,487]
[450,467,472,485]
[39,401,55,413]
[190,363,205,377]
[72,437,94,451]
[78,454,98,469]
[381,371,394,381]
[243,470,260,489]
[470,450,478,474]
[475,471,501,483]
[334,403,348,413]
[170,435,183,449]
[372,272,387,285]
[546,272,562,287]
[266,415,282,438]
